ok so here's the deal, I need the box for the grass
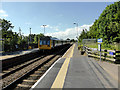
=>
[83,43,119,50]
[86,43,98,48]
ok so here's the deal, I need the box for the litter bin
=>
[28,46,32,49]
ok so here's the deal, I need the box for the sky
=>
[0,1,115,40]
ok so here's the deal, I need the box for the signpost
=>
[97,38,102,61]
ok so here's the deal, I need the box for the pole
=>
[44,26,45,34]
[19,27,21,36]
[19,27,21,49]
[73,23,78,39]
[43,25,46,35]
[77,23,78,38]
[98,44,101,62]
[98,38,102,62]
[100,44,101,62]
[30,28,31,43]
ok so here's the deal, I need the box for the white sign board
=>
[97,38,102,43]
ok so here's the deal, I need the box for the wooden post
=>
[104,49,107,60]
[114,49,117,62]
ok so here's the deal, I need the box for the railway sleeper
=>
[0,73,4,76]
[3,70,10,73]
[30,74,41,77]
[26,76,40,80]
[23,80,37,82]
[21,80,36,85]
[43,66,50,69]
[34,71,43,74]
[31,72,43,76]
[38,68,46,71]
[17,84,32,88]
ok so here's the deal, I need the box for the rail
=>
[2,44,71,90]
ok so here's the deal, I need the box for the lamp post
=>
[43,25,47,35]
[30,28,31,43]
[73,23,78,39]
[19,27,21,36]
[28,28,32,49]
[22,33,24,39]
[19,27,22,50]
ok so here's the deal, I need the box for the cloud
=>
[0,10,5,13]
[50,26,60,31]
[45,28,78,40]
[41,25,60,32]
[1,14,8,17]
[55,28,59,31]
[0,9,8,18]
[80,24,93,30]
[45,24,93,40]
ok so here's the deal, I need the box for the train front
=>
[38,36,51,50]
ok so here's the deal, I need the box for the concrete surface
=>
[0,48,39,60]
[97,59,119,82]
[31,43,119,89]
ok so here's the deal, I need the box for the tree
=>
[33,33,44,44]
[82,1,120,46]
[1,19,14,39]
[78,29,89,42]
[66,38,70,41]
[70,39,75,42]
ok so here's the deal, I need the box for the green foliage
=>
[0,18,44,52]
[33,33,44,44]
[70,39,76,42]
[78,29,89,42]
[78,1,120,48]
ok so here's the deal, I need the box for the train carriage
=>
[38,36,69,50]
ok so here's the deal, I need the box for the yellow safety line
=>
[70,44,75,58]
[51,44,75,89]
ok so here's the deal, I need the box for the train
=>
[38,36,70,50]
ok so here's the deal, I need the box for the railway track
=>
[2,44,71,90]
[2,50,41,70]
[1,55,45,78]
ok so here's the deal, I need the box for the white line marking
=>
[30,57,62,90]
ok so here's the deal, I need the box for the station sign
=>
[97,38,102,43]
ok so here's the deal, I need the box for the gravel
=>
[2,55,53,88]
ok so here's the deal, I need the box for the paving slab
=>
[97,59,119,82]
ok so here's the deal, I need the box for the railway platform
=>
[30,43,118,89]
[1,48,39,60]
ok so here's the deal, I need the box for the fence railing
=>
[84,46,120,62]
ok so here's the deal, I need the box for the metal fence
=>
[81,39,120,63]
